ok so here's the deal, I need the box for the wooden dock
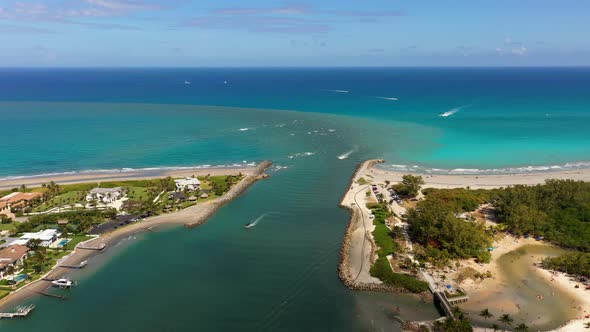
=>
[77,243,106,251]
[0,305,35,319]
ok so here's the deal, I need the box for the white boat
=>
[51,278,74,288]
[184,80,191,85]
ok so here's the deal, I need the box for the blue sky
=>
[0,0,588,66]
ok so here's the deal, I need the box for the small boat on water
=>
[244,222,254,229]
[51,278,75,288]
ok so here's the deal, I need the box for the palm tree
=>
[491,323,500,332]
[498,314,514,331]
[514,323,529,332]
[480,308,493,320]
[480,308,493,331]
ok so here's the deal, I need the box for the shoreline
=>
[338,159,418,294]
[372,166,590,189]
[0,161,272,311]
[0,165,259,191]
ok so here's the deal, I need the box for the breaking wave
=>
[381,161,590,175]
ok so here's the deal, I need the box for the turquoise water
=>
[1,68,589,331]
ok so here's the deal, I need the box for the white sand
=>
[370,167,590,189]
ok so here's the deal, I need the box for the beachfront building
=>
[12,229,60,247]
[0,192,43,214]
[85,187,124,203]
[0,245,30,279]
[174,177,201,191]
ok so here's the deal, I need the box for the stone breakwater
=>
[184,160,272,228]
[338,159,412,293]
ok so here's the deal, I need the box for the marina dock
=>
[0,305,35,319]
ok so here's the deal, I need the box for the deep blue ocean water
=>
[1,68,589,331]
[1,67,590,176]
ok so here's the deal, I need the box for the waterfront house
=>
[12,229,60,247]
[0,244,30,279]
[0,192,43,213]
[85,187,123,203]
[174,177,201,191]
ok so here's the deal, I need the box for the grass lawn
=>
[0,290,9,299]
[367,203,429,293]
[127,186,149,201]
[0,222,17,231]
[63,235,94,250]
[34,190,85,212]
[357,177,369,185]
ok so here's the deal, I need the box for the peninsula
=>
[340,159,590,331]
[0,161,272,311]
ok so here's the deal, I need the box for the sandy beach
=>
[0,161,271,311]
[0,166,257,191]
[371,167,590,189]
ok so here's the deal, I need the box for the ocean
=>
[1,68,589,331]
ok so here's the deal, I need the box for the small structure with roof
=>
[174,177,201,191]
[0,245,30,279]
[85,187,123,203]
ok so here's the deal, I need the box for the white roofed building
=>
[86,187,123,203]
[13,229,60,247]
[174,178,201,191]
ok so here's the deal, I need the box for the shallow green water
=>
[464,244,582,330]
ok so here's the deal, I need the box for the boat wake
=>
[376,96,398,101]
[439,105,468,117]
[337,147,357,160]
[245,213,269,229]
[323,89,349,93]
[288,152,315,159]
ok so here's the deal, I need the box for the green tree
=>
[498,314,513,331]
[480,308,493,330]
[394,174,425,197]
[514,323,529,332]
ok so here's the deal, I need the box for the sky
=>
[0,0,589,67]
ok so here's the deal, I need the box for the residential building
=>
[86,187,123,203]
[0,192,43,213]
[0,244,30,279]
[174,177,201,191]
[12,229,60,247]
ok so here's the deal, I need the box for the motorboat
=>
[51,278,74,288]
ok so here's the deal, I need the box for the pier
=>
[0,305,35,319]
